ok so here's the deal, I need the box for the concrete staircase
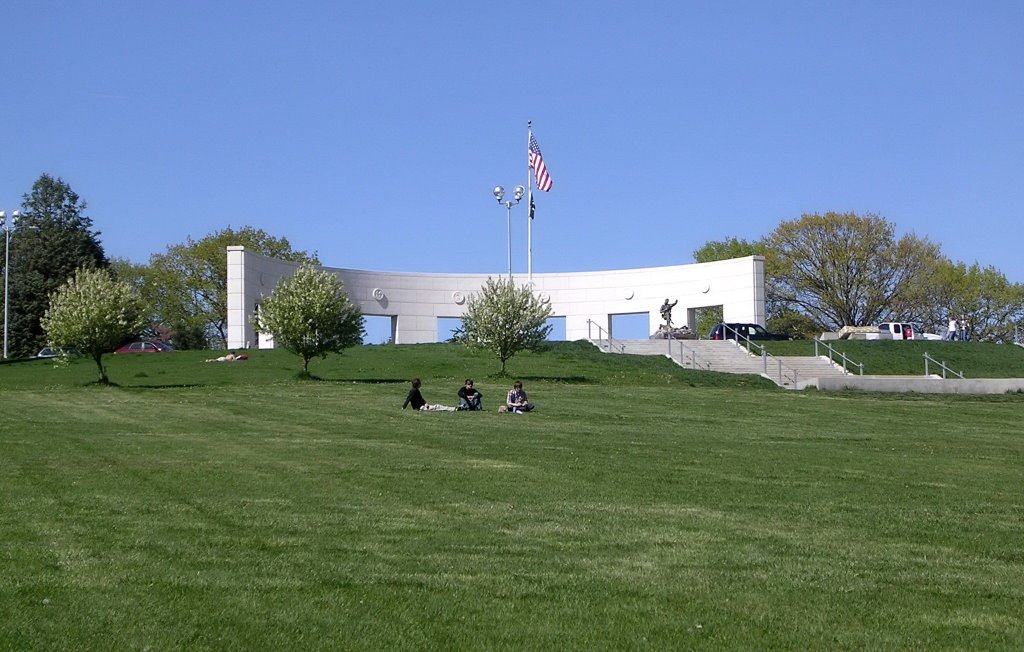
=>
[773,355,855,387]
[594,339,854,390]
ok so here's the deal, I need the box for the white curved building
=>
[226,246,766,348]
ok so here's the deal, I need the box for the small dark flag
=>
[529,196,535,219]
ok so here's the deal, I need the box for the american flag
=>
[529,133,553,192]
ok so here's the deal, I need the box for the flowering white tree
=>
[255,264,364,375]
[460,276,552,374]
[42,267,147,383]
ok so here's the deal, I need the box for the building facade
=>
[226,246,766,348]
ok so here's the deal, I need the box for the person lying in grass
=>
[205,351,248,362]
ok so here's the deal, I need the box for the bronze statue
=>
[660,298,678,327]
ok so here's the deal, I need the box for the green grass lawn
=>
[765,339,1024,378]
[2,343,1023,649]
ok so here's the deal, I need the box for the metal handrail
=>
[719,323,766,357]
[667,336,712,371]
[924,352,965,379]
[760,349,798,387]
[813,339,864,375]
[586,319,625,354]
[717,324,798,387]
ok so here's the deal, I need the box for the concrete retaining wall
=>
[817,375,1024,395]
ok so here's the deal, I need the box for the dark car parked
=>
[708,323,788,341]
[37,346,80,358]
[113,341,175,354]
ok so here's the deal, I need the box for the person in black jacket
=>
[403,378,455,412]
[403,378,427,410]
[457,379,483,411]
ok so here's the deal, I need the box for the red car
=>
[113,341,175,354]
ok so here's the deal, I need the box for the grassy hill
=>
[0,341,779,390]
[2,342,1023,649]
[766,339,1024,377]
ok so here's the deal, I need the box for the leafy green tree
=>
[8,174,107,357]
[925,261,1024,342]
[41,267,146,384]
[879,252,950,333]
[692,216,1023,340]
[766,212,941,329]
[766,309,824,340]
[255,264,363,375]
[108,257,148,293]
[109,257,205,348]
[460,277,553,374]
[692,237,766,264]
[144,226,318,349]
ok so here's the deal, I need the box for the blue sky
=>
[3,2,1023,341]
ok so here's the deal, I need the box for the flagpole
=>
[527,120,533,283]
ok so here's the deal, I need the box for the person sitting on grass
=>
[505,381,535,414]
[402,378,456,412]
[457,379,483,411]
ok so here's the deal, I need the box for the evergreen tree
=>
[8,174,107,356]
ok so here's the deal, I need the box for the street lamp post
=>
[1,210,19,359]
[492,185,525,279]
